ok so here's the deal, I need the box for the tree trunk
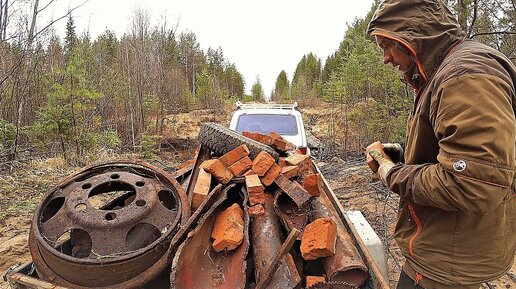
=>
[12,0,38,162]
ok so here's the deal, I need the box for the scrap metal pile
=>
[26,122,370,289]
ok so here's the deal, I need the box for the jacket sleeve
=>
[386,74,515,213]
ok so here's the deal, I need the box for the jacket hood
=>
[367,0,465,82]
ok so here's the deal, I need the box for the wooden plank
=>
[7,273,69,289]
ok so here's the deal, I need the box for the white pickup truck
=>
[229,101,309,154]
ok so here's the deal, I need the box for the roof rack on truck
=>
[236,101,298,110]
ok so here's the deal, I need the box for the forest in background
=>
[0,0,514,166]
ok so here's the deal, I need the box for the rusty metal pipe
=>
[170,184,249,289]
[251,193,301,289]
[273,190,308,241]
[309,195,368,287]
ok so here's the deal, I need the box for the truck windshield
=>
[235,114,298,135]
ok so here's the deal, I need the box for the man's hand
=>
[365,141,395,184]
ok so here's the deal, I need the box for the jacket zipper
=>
[407,204,422,257]
[408,204,424,287]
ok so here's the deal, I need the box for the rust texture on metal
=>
[273,189,308,240]
[166,183,224,263]
[274,174,311,208]
[29,160,189,288]
[309,195,368,287]
[170,183,249,289]
[254,228,300,289]
[251,193,301,289]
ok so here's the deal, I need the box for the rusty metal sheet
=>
[251,193,301,289]
[273,189,308,241]
[274,174,311,208]
[170,183,249,289]
[309,196,368,287]
[29,160,189,289]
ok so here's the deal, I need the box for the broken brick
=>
[306,276,326,287]
[268,131,282,140]
[211,203,244,252]
[281,166,299,179]
[285,153,310,166]
[191,160,216,210]
[260,163,282,186]
[248,204,265,217]
[303,173,323,197]
[191,160,214,210]
[252,151,275,176]
[249,192,267,206]
[228,156,253,176]
[205,159,234,184]
[218,144,250,167]
[243,131,273,145]
[274,174,311,208]
[300,217,337,260]
[245,174,265,194]
[243,169,254,176]
[278,157,287,167]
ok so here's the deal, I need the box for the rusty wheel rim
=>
[30,160,189,287]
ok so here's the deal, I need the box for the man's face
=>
[375,35,412,73]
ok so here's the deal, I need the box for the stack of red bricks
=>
[189,131,338,286]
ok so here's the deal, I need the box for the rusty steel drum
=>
[29,160,189,288]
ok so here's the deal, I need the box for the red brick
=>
[252,151,275,176]
[260,163,282,186]
[258,134,273,146]
[303,173,323,197]
[269,131,282,139]
[218,144,250,167]
[245,174,264,194]
[191,160,214,210]
[242,131,256,139]
[205,159,234,184]
[211,203,244,252]
[306,276,326,287]
[249,192,267,206]
[281,166,299,179]
[278,157,287,167]
[248,204,265,217]
[243,169,254,176]
[274,174,311,208]
[191,160,216,209]
[285,153,310,166]
[268,132,295,151]
[243,131,272,145]
[228,156,253,176]
[298,159,316,177]
[300,217,337,260]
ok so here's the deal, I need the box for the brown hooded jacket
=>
[368,0,516,286]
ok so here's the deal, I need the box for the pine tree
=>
[272,70,290,101]
[64,14,77,62]
[251,76,264,102]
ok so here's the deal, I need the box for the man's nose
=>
[383,50,392,64]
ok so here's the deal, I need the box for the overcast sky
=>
[45,0,375,96]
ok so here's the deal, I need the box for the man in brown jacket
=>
[364,0,516,289]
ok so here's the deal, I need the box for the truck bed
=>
[5,149,389,289]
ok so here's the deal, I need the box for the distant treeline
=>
[0,0,513,161]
